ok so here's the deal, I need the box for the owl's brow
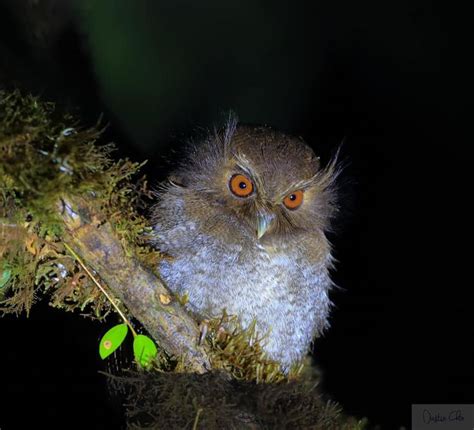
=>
[276,159,338,201]
[232,152,266,192]
[275,176,317,201]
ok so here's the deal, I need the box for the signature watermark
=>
[412,405,474,430]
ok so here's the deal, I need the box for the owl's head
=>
[161,117,339,244]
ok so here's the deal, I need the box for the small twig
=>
[63,241,138,337]
[192,408,203,430]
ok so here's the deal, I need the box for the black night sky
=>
[0,1,471,429]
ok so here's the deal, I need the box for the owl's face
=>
[164,120,337,244]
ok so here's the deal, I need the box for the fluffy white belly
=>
[158,236,330,369]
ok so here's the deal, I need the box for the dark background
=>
[0,1,470,429]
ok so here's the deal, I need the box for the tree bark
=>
[59,195,212,374]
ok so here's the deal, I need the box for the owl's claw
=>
[198,319,209,345]
[216,326,228,343]
[198,320,228,345]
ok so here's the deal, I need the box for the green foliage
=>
[99,324,158,370]
[99,323,129,359]
[0,90,158,317]
[133,334,158,369]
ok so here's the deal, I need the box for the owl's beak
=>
[257,211,275,239]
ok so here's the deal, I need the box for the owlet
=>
[151,118,338,370]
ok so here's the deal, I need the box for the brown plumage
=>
[151,117,339,370]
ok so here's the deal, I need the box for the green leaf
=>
[99,323,129,359]
[0,268,11,289]
[133,334,157,368]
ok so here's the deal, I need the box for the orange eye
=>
[283,190,304,210]
[229,174,253,197]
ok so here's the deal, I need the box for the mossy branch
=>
[0,90,208,370]
[58,195,211,373]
